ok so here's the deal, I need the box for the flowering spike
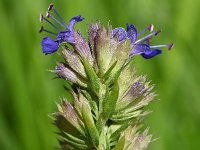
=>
[40,5,173,149]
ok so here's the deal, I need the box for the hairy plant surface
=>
[40,4,173,150]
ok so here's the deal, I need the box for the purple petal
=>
[130,44,150,56]
[68,16,85,31]
[141,49,162,59]
[112,27,127,41]
[126,24,137,44]
[42,36,59,54]
[56,30,75,44]
[56,16,85,44]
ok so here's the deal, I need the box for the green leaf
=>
[63,132,87,145]
[106,67,123,85]
[117,59,137,99]
[98,127,107,149]
[61,136,89,149]
[113,135,125,150]
[82,101,99,147]
[82,58,100,95]
[95,25,115,76]
[102,61,117,80]
[102,81,119,120]
[82,90,98,118]
[110,123,130,142]
[111,110,142,121]
[109,40,132,77]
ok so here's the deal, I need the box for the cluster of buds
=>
[40,3,173,150]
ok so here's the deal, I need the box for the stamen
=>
[48,3,54,11]
[148,24,154,32]
[39,26,44,33]
[48,4,67,27]
[40,14,60,31]
[135,30,161,44]
[139,24,154,35]
[168,43,174,50]
[155,30,161,35]
[150,43,174,50]
[46,11,67,28]
[39,26,57,35]
[40,14,44,22]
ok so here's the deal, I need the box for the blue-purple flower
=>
[40,4,173,58]
[39,4,84,54]
[112,24,173,59]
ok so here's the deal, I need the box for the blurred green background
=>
[0,0,200,149]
